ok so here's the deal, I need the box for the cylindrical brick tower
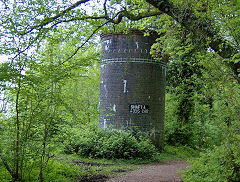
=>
[99,31,166,150]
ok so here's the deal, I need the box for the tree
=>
[145,0,240,82]
[0,18,99,180]
[1,0,239,81]
[0,0,239,180]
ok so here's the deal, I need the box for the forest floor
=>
[80,160,188,182]
[64,145,197,182]
[105,161,188,182]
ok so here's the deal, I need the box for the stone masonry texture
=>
[99,32,166,150]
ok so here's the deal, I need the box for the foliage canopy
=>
[0,0,240,181]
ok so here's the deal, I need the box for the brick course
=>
[99,32,166,150]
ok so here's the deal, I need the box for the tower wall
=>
[99,32,166,150]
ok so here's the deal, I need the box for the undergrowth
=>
[0,143,199,182]
[182,134,240,182]
[63,126,158,159]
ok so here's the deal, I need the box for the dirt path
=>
[107,161,188,182]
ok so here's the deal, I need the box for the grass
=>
[55,153,145,181]
[52,144,200,181]
[157,145,200,161]
[0,145,200,181]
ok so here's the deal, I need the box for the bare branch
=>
[20,0,162,35]
[13,3,162,63]
[60,9,162,63]
[62,20,110,64]
[103,0,108,18]
[124,10,163,21]
[50,15,108,27]
[21,0,90,35]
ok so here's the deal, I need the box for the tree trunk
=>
[14,75,21,181]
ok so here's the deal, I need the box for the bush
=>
[182,134,240,182]
[43,159,91,182]
[0,164,11,182]
[0,158,93,182]
[64,126,158,159]
[163,145,199,159]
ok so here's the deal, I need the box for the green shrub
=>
[0,158,92,182]
[163,145,199,159]
[43,159,91,182]
[182,134,240,182]
[64,126,158,159]
[0,164,12,182]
